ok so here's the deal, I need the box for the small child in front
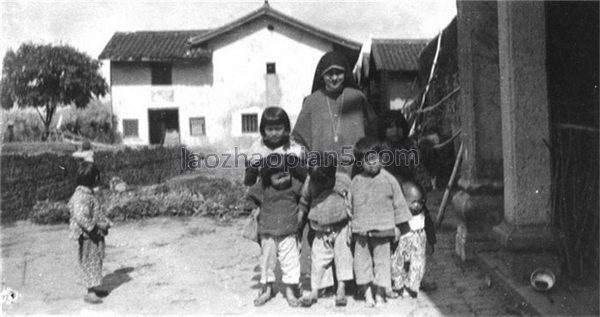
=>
[245,153,304,307]
[392,180,436,298]
[350,137,412,307]
[298,153,353,307]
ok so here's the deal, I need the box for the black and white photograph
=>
[1,0,598,315]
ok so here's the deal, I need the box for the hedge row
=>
[1,146,185,222]
[30,175,246,225]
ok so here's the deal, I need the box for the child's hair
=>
[401,180,426,200]
[353,137,381,163]
[352,137,381,177]
[259,107,291,137]
[377,110,410,141]
[82,140,92,151]
[76,162,100,188]
[308,152,337,189]
[260,153,305,187]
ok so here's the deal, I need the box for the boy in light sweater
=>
[350,137,412,307]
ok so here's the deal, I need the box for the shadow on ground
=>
[97,267,134,297]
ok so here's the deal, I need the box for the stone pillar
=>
[493,0,559,280]
[494,0,554,249]
[453,0,504,256]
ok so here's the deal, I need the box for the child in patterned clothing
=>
[350,137,413,307]
[392,180,436,298]
[68,162,112,304]
[298,153,353,307]
[245,154,305,307]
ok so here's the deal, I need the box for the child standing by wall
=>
[68,162,112,304]
[392,181,436,298]
[245,154,304,307]
[244,107,304,186]
[350,137,413,307]
[298,153,353,307]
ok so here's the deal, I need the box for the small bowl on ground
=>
[530,268,556,292]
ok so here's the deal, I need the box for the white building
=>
[99,2,359,150]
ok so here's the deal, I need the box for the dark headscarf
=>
[310,51,358,93]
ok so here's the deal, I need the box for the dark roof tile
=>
[371,39,428,72]
[99,30,212,61]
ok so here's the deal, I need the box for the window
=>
[122,119,139,137]
[266,63,276,74]
[189,117,206,136]
[241,114,258,133]
[151,63,172,85]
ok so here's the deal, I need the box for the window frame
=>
[241,113,259,134]
[151,63,172,85]
[189,117,206,137]
[266,62,276,74]
[122,119,139,138]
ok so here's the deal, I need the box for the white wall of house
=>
[109,18,335,151]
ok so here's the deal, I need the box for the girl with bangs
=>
[244,107,305,186]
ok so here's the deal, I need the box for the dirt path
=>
[1,215,522,316]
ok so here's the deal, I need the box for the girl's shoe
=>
[334,296,347,307]
[84,293,102,304]
[385,289,399,299]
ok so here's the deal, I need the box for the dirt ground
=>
[1,211,524,316]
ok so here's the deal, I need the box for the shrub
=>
[31,200,70,224]
[27,174,247,225]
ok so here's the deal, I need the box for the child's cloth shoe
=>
[385,289,399,299]
[299,296,317,307]
[335,296,347,307]
[253,286,274,307]
[84,293,102,304]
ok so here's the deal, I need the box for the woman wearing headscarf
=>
[293,51,376,305]
[292,51,377,175]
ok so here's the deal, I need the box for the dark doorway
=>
[148,109,179,145]
[546,1,599,280]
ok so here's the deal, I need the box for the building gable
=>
[187,3,360,52]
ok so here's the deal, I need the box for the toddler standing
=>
[298,153,353,307]
[350,137,412,307]
[245,154,304,307]
[392,181,436,298]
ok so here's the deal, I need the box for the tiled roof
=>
[188,3,360,51]
[99,30,212,61]
[371,39,429,72]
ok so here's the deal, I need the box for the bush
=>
[27,174,247,225]
[31,200,70,224]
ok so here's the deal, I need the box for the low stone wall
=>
[1,146,183,222]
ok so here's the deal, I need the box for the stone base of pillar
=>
[492,221,557,251]
[451,180,504,260]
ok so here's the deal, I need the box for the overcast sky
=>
[1,0,456,77]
